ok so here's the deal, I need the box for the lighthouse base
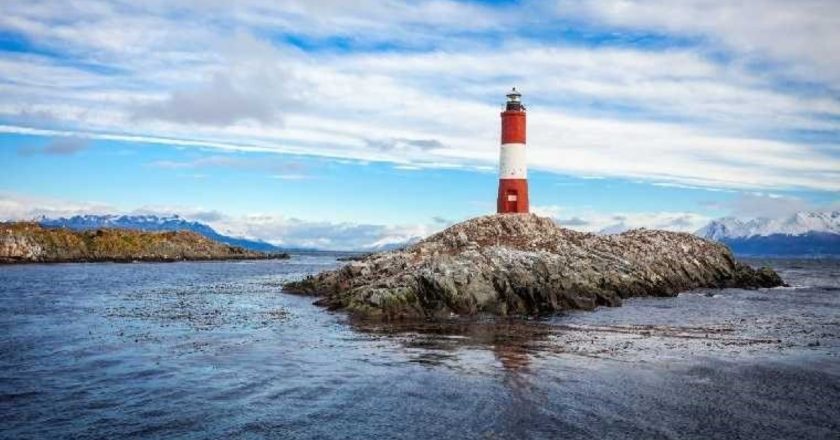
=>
[497,179,529,214]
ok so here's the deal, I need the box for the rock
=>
[284,214,785,320]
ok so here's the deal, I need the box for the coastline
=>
[1,222,289,265]
[0,253,290,265]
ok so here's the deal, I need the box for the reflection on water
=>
[355,318,551,373]
[1,257,838,439]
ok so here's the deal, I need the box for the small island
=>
[0,222,289,264]
[285,214,783,320]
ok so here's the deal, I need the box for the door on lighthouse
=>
[506,190,518,212]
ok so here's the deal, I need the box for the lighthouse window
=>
[507,194,518,202]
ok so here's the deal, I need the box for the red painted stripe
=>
[496,178,529,214]
[501,111,526,144]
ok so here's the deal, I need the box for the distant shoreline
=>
[0,254,290,265]
[1,222,289,265]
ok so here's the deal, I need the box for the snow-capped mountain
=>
[696,211,840,240]
[39,214,281,253]
[696,211,839,256]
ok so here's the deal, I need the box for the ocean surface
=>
[1,256,838,439]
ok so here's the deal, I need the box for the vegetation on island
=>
[0,222,289,264]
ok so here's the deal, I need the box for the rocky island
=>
[0,222,288,263]
[285,214,783,320]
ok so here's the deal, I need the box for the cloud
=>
[127,205,228,223]
[365,137,445,152]
[148,155,250,170]
[556,0,840,87]
[147,154,308,177]
[535,195,840,235]
[661,215,697,229]
[0,1,837,193]
[695,192,839,219]
[0,193,438,250]
[4,190,835,249]
[17,137,89,156]
[0,192,114,220]
[210,215,436,250]
[533,205,712,233]
[188,210,225,223]
[131,73,282,126]
[128,33,308,127]
[555,216,589,226]
[725,193,812,219]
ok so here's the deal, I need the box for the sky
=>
[0,0,838,249]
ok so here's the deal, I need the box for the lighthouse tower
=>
[497,88,529,214]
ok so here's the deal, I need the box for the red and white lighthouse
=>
[497,88,529,214]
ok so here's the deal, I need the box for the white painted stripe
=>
[499,143,527,179]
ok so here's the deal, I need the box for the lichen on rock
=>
[284,214,784,320]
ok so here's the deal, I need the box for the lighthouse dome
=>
[506,87,521,101]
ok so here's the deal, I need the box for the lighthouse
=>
[497,88,529,214]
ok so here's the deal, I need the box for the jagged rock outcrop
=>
[0,222,289,263]
[284,214,784,320]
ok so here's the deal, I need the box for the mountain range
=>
[39,214,281,253]
[695,211,839,256]
[35,211,839,256]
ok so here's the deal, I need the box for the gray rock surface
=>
[284,214,784,320]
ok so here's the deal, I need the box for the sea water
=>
[1,256,838,439]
